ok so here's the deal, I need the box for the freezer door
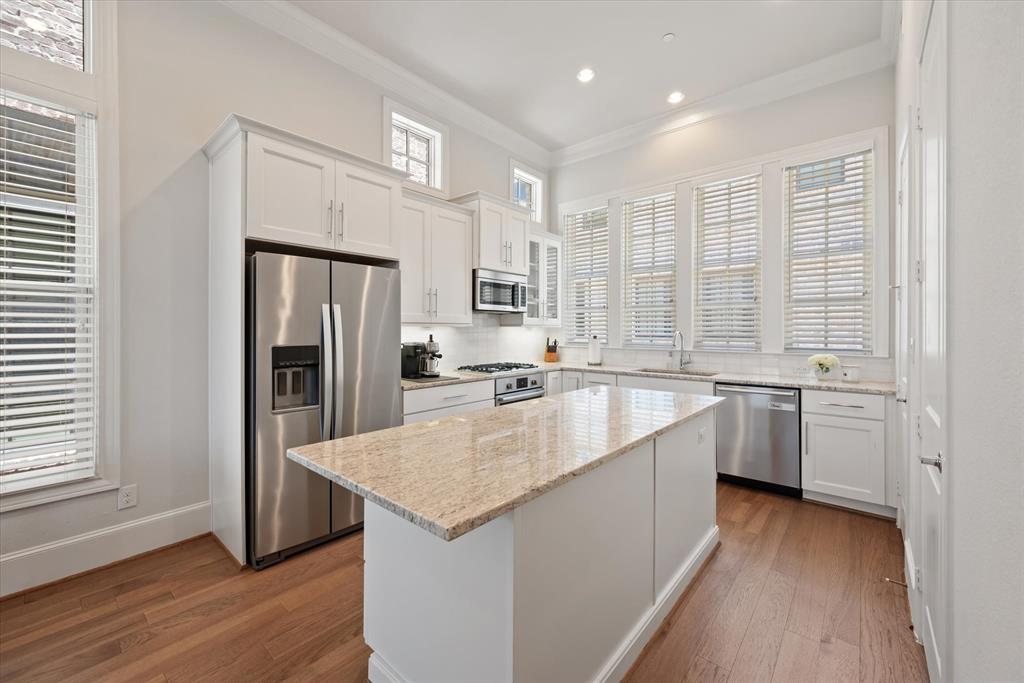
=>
[330,261,402,532]
[252,252,331,561]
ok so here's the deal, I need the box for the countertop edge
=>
[287,396,723,542]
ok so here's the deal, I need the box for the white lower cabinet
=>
[616,375,714,395]
[399,195,473,325]
[584,372,617,388]
[561,371,583,392]
[545,371,562,395]
[802,392,886,505]
[403,399,493,424]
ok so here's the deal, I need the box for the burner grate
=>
[457,362,539,374]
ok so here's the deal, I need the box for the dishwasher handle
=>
[716,385,797,398]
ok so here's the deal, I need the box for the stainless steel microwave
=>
[474,269,527,313]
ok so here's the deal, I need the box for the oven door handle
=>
[495,388,546,406]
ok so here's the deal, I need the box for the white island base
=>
[364,410,718,683]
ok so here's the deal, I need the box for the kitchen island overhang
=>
[288,386,724,683]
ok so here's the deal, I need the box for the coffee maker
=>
[400,335,442,379]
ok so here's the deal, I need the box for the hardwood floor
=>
[0,482,928,682]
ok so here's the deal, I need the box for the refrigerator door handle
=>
[332,303,344,439]
[321,304,333,442]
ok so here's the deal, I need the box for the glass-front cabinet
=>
[525,232,562,326]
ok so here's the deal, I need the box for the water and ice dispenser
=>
[270,345,320,412]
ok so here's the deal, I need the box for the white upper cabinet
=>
[400,194,473,325]
[218,118,403,259]
[453,192,530,276]
[525,232,562,327]
[246,133,335,249]
[335,161,401,259]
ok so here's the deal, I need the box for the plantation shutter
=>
[1,92,98,494]
[784,150,873,352]
[622,192,675,346]
[693,174,762,349]
[564,206,608,343]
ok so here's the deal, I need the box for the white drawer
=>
[403,399,494,424]
[403,380,494,415]
[802,389,884,421]
[617,375,714,395]
[583,372,617,387]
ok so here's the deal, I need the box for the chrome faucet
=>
[672,330,692,370]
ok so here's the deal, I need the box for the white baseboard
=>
[597,525,721,683]
[0,500,211,597]
[368,652,407,683]
[802,490,897,519]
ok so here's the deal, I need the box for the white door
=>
[525,235,543,324]
[896,133,912,526]
[504,210,529,275]
[478,203,505,271]
[399,200,431,324]
[917,3,949,679]
[541,238,563,327]
[561,371,583,392]
[546,371,563,395]
[802,414,886,505]
[336,161,401,259]
[430,207,473,325]
[246,133,334,248]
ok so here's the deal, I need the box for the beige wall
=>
[0,0,544,555]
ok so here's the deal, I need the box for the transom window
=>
[387,108,444,192]
[511,164,544,223]
[0,0,85,72]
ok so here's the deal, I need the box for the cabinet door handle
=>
[327,199,334,237]
[804,421,809,455]
[819,401,865,409]
[338,202,345,241]
[426,290,432,317]
[433,288,438,315]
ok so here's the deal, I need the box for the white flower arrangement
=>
[808,354,841,379]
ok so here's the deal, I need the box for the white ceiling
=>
[290,0,884,152]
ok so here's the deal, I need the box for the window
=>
[564,206,609,343]
[693,174,762,350]
[1,93,97,494]
[0,0,85,71]
[622,192,676,346]
[383,99,447,194]
[511,162,544,223]
[784,150,874,352]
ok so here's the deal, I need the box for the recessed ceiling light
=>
[24,16,48,32]
[576,68,595,83]
[662,33,676,43]
[667,91,685,104]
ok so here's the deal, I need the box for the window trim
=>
[509,158,547,225]
[382,97,449,198]
[0,0,121,512]
[557,127,889,357]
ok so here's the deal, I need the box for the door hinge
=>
[915,414,922,439]
[914,259,923,284]
[915,566,923,590]
[898,189,904,207]
[915,107,923,131]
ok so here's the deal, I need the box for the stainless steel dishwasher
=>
[714,384,801,497]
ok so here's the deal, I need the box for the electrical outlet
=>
[117,484,137,510]
[697,428,706,444]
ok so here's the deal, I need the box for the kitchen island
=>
[288,386,723,683]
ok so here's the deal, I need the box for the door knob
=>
[920,452,943,473]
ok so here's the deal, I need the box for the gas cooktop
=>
[457,362,538,374]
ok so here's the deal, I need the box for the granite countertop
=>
[288,386,723,541]
[402,362,896,396]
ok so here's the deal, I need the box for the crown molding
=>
[880,0,903,63]
[550,39,894,168]
[218,0,552,169]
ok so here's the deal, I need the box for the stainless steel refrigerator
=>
[247,251,401,568]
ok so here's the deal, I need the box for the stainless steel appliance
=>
[714,384,801,497]
[457,362,538,374]
[494,372,546,406]
[248,251,401,568]
[474,269,527,313]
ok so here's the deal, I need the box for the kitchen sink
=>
[635,368,719,377]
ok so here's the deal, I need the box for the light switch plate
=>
[697,428,706,444]
[117,484,137,510]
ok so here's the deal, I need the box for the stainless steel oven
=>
[474,269,527,313]
[494,373,545,406]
